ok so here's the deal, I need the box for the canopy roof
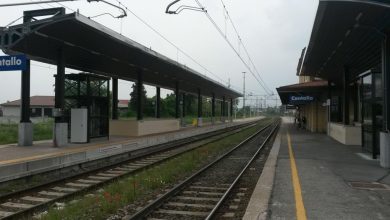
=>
[300,0,390,83]
[277,80,328,105]
[0,9,241,99]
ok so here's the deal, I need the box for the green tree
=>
[161,93,176,117]
[129,83,147,113]
[184,95,197,116]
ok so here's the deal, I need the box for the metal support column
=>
[156,87,161,118]
[18,59,33,146]
[343,67,350,125]
[112,78,118,120]
[182,93,186,118]
[20,60,31,123]
[222,96,226,122]
[230,98,234,122]
[175,82,180,119]
[197,88,202,126]
[137,69,143,121]
[54,48,68,147]
[383,35,390,133]
[55,49,65,123]
[380,33,390,168]
[181,93,186,126]
[211,93,215,124]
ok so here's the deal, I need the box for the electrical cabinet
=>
[71,108,88,143]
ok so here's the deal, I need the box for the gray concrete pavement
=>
[267,117,390,220]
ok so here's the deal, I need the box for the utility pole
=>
[242,71,246,118]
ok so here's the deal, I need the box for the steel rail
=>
[0,120,261,219]
[206,119,280,219]
[128,119,279,220]
[0,120,257,202]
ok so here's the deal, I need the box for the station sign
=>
[288,95,315,105]
[0,55,27,71]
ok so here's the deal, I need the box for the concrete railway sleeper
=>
[127,119,280,220]
[0,121,259,200]
[0,119,268,219]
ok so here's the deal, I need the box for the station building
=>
[278,0,390,168]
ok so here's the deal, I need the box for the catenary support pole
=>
[243,71,246,118]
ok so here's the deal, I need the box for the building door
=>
[361,73,383,159]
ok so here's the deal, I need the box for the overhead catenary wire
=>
[4,0,246,95]
[194,0,273,95]
[219,0,273,95]
[23,0,245,93]
[112,0,241,92]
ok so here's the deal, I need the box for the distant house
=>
[0,97,130,117]
[0,96,54,117]
[118,100,129,109]
[118,100,129,114]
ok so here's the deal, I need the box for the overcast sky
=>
[0,0,318,107]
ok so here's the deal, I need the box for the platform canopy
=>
[0,10,241,99]
[300,0,390,83]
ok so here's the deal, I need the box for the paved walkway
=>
[0,118,258,163]
[269,117,390,219]
[245,117,390,220]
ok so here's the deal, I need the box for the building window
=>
[44,108,53,117]
[30,108,42,117]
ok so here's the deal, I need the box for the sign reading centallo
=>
[0,55,27,71]
[289,95,315,104]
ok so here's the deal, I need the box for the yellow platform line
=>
[287,132,307,220]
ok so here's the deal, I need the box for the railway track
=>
[0,119,266,219]
[127,119,280,220]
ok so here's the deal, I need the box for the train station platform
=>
[0,117,261,183]
[245,117,390,220]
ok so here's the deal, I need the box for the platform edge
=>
[243,130,281,220]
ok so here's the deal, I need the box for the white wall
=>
[328,122,361,146]
[1,106,20,117]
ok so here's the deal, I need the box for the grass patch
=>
[0,121,53,145]
[40,118,273,220]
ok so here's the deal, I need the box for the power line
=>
[112,0,237,91]
[8,1,243,93]
[194,0,273,95]
[219,0,273,94]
